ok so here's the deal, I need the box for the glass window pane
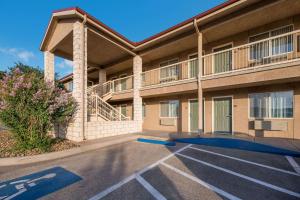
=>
[169,101,179,117]
[250,93,269,118]
[160,102,169,117]
[271,91,293,118]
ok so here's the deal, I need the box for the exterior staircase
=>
[87,83,128,122]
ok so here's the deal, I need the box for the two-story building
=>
[41,0,300,141]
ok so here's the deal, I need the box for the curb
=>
[0,135,139,167]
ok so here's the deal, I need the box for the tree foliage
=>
[0,64,77,151]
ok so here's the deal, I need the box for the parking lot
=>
[0,138,300,200]
[91,141,300,200]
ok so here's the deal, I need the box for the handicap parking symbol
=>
[0,167,82,200]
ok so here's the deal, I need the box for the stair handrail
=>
[89,94,128,121]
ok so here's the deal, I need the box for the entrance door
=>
[189,99,205,133]
[213,97,232,134]
[189,99,199,132]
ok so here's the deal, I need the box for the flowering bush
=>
[0,64,76,151]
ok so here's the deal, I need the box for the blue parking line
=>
[0,166,82,200]
[175,138,300,157]
[137,138,176,146]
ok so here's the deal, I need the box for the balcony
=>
[105,75,133,94]
[88,75,133,101]
[141,58,198,88]
[203,30,300,78]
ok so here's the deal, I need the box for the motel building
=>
[41,0,300,141]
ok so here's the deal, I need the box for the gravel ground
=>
[0,131,79,158]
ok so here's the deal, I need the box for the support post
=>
[44,51,55,84]
[198,32,204,134]
[133,55,143,131]
[98,69,106,95]
[72,21,87,141]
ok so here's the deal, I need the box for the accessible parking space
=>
[1,140,300,200]
[89,143,300,200]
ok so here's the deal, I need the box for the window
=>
[120,105,127,117]
[249,25,293,60]
[160,100,179,118]
[213,44,233,73]
[249,91,293,119]
[160,58,179,83]
[188,54,198,78]
[142,103,146,119]
[68,81,73,92]
[119,74,127,91]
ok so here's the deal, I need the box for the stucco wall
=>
[142,93,197,133]
[203,82,300,139]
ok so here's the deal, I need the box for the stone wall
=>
[55,120,140,141]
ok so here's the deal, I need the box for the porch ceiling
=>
[53,28,134,68]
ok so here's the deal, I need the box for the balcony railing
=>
[203,30,300,76]
[141,58,198,87]
[88,75,133,97]
[110,75,133,93]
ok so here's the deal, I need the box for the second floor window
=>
[213,44,233,73]
[188,54,199,78]
[160,59,179,83]
[249,25,293,60]
[160,100,179,118]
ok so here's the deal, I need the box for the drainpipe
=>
[193,18,204,134]
[82,14,87,140]
[193,18,200,35]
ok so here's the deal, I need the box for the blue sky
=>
[0,0,225,77]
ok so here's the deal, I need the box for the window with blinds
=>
[188,54,199,78]
[160,100,179,118]
[249,91,293,119]
[249,25,293,60]
[159,58,179,83]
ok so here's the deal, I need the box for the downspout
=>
[82,14,87,140]
[193,18,204,134]
[193,18,200,35]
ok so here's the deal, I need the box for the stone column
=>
[99,69,106,93]
[133,55,143,131]
[98,69,107,85]
[44,51,55,84]
[198,32,204,134]
[72,21,87,141]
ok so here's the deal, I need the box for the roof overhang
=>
[41,0,252,53]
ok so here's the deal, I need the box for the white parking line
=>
[88,144,192,200]
[189,146,300,176]
[176,152,300,198]
[161,162,241,200]
[136,174,167,200]
[89,175,136,200]
[285,156,300,174]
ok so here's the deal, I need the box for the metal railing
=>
[203,30,300,76]
[110,75,133,93]
[88,95,129,121]
[141,58,198,87]
[88,75,133,97]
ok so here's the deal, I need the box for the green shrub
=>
[0,64,77,151]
